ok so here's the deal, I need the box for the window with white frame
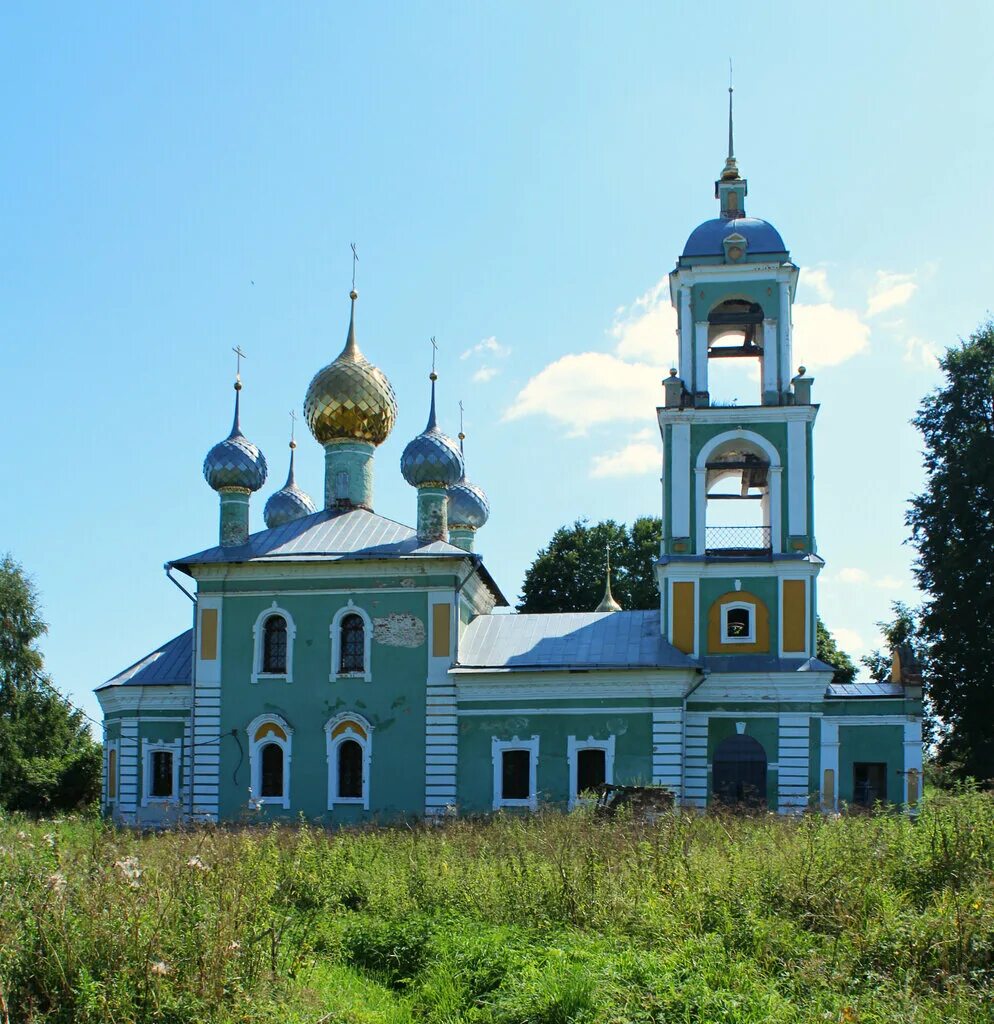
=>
[105,740,119,806]
[491,736,540,810]
[325,713,373,809]
[330,602,373,682]
[247,715,293,809]
[141,740,181,806]
[721,602,756,644]
[251,603,296,684]
[567,735,615,808]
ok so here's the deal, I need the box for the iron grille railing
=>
[705,525,771,554]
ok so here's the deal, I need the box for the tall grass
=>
[3,793,994,1022]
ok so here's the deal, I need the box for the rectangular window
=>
[501,749,530,801]
[853,762,887,807]
[150,751,174,798]
[108,747,117,800]
[576,748,606,795]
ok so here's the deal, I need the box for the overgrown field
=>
[4,795,994,1023]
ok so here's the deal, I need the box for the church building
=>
[96,106,923,824]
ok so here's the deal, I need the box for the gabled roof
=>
[456,611,696,672]
[97,630,192,690]
[170,507,508,605]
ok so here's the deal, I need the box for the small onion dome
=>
[448,432,489,529]
[304,291,398,446]
[264,440,316,528]
[401,373,464,488]
[203,381,268,492]
[595,553,622,613]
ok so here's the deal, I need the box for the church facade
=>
[96,121,923,826]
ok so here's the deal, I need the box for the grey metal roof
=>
[702,655,836,674]
[98,630,192,690]
[457,611,695,671]
[827,681,905,698]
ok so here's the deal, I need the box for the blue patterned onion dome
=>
[401,373,464,488]
[264,440,316,528]
[304,292,398,446]
[448,478,489,529]
[203,381,268,492]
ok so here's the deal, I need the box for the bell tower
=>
[657,94,821,666]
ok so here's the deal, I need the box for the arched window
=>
[263,615,287,674]
[247,716,293,809]
[260,742,284,797]
[330,603,373,682]
[326,714,372,809]
[252,604,296,684]
[108,747,117,801]
[338,740,363,798]
[340,614,365,674]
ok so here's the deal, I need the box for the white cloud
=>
[472,366,498,383]
[826,567,909,591]
[802,267,834,302]
[833,627,868,657]
[461,336,510,360]
[837,567,870,584]
[792,303,870,370]
[904,335,940,369]
[867,272,917,317]
[503,352,664,435]
[589,428,659,478]
[610,278,678,365]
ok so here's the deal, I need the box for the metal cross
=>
[289,408,297,443]
[459,399,464,434]
[351,242,359,291]
[232,345,246,380]
[430,335,438,373]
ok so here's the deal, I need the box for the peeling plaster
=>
[373,613,426,648]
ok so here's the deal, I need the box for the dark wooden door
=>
[712,734,768,808]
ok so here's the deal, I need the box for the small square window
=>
[721,603,756,644]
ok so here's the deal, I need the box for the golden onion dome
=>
[304,292,398,446]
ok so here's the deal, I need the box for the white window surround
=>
[491,735,540,811]
[329,601,373,683]
[247,713,293,809]
[251,602,296,685]
[141,739,182,807]
[567,735,615,809]
[325,712,373,809]
[721,601,756,644]
[104,738,120,808]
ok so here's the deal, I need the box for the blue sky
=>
[2,3,992,725]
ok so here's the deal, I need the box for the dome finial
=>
[426,336,439,431]
[595,545,622,613]
[230,345,246,435]
[720,61,740,183]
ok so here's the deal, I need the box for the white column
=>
[118,719,139,822]
[671,423,691,538]
[652,708,684,799]
[779,282,792,392]
[777,714,810,814]
[768,466,783,553]
[694,322,709,397]
[192,597,222,822]
[820,721,839,811]
[786,420,808,536]
[679,287,693,381]
[762,319,778,399]
[684,713,708,808]
[903,719,923,807]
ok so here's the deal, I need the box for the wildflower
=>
[44,833,56,848]
[186,855,209,871]
[114,856,142,888]
[228,940,241,951]
[48,872,67,895]
[16,831,28,840]
[149,960,171,977]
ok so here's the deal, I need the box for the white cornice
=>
[455,671,698,702]
[658,559,824,579]
[96,685,192,713]
[657,405,818,426]
[188,557,470,582]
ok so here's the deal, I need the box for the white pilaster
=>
[118,718,139,821]
[903,719,923,806]
[786,420,808,536]
[777,714,810,814]
[820,721,839,811]
[652,708,684,800]
[684,713,708,808]
[778,282,792,393]
[192,596,222,822]
[679,287,692,381]
[762,319,778,398]
[426,677,458,816]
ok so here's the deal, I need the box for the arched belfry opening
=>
[706,299,766,405]
[704,438,772,555]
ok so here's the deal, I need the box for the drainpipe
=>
[679,669,709,810]
[165,565,196,822]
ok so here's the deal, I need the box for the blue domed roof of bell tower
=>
[682,216,787,258]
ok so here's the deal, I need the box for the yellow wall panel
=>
[432,604,451,658]
[200,608,218,661]
[782,579,807,653]
[672,582,695,654]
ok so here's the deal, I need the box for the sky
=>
[1,3,993,728]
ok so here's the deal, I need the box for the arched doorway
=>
[712,734,768,808]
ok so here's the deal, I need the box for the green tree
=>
[907,320,994,781]
[518,517,661,612]
[815,617,857,686]
[860,601,919,683]
[0,554,101,812]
